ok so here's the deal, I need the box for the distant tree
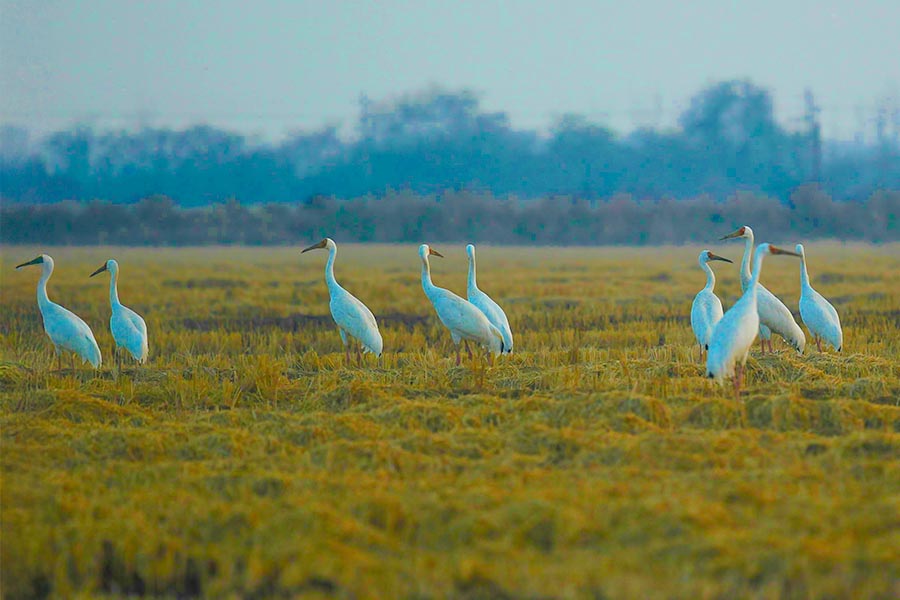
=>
[0,125,30,163]
[678,80,804,196]
[41,127,95,198]
[546,114,620,198]
[0,81,897,206]
[277,126,345,178]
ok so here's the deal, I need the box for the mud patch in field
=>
[163,278,244,289]
[183,314,331,332]
[183,312,427,332]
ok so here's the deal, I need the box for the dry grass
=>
[1,243,899,599]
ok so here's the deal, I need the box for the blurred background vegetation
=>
[1,186,897,245]
[2,80,898,245]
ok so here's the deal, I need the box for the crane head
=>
[720,226,751,240]
[301,238,334,253]
[15,255,45,270]
[702,250,733,264]
[760,243,802,258]
[90,259,119,278]
[419,244,443,259]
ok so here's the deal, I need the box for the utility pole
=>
[803,89,822,182]
[854,105,866,145]
[874,97,897,185]
[892,99,900,148]
[651,93,663,131]
[892,97,900,148]
[875,103,887,147]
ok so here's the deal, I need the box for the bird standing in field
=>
[796,244,843,352]
[465,244,513,355]
[16,254,102,370]
[302,238,383,365]
[721,226,805,354]
[419,244,504,365]
[690,250,732,360]
[90,259,149,367]
[707,243,802,397]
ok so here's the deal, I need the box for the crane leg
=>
[816,337,822,352]
[759,338,766,354]
[70,353,75,373]
[487,350,494,367]
[356,344,362,367]
[456,345,461,366]
[768,339,775,353]
[734,363,743,399]
[464,340,473,360]
[56,351,62,373]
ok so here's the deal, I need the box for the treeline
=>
[1,80,898,206]
[2,187,897,246]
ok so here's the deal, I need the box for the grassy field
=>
[1,243,899,599]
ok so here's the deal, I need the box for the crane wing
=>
[469,288,513,350]
[330,288,382,354]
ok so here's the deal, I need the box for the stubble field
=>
[1,243,899,599]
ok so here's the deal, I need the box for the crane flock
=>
[419,243,505,365]
[705,243,803,396]
[720,226,806,354]
[15,225,844,397]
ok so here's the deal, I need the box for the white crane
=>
[302,238,383,365]
[796,244,843,352]
[466,244,514,354]
[16,254,101,370]
[721,226,805,354]
[419,244,504,365]
[90,259,149,367]
[707,243,802,397]
[690,250,732,359]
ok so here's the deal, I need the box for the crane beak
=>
[301,239,328,253]
[769,245,802,257]
[15,256,43,269]
[719,227,745,240]
[707,253,733,263]
[429,248,444,258]
[90,264,108,277]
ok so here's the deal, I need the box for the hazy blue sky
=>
[2,0,897,140]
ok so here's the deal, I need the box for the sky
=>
[1,0,898,142]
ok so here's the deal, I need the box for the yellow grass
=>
[1,243,899,599]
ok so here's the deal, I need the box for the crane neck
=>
[36,261,53,313]
[799,252,811,290]
[108,266,121,307]
[700,259,716,292]
[735,249,767,312]
[421,255,437,297]
[467,255,478,292]
[324,243,339,294]
[747,247,767,301]
[739,233,754,291]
